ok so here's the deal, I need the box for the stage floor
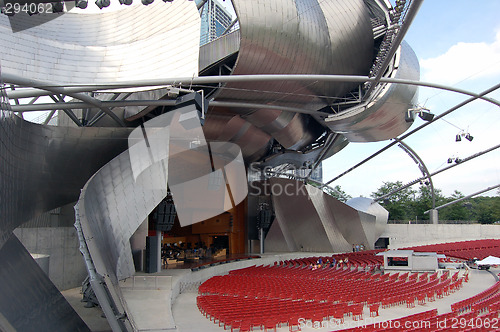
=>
[162,253,260,270]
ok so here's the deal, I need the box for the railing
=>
[364,0,416,95]
[388,220,480,224]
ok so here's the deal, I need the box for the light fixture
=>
[455,134,461,142]
[95,0,110,9]
[407,107,434,123]
[447,158,453,164]
[405,110,415,123]
[51,1,64,12]
[418,111,434,122]
[75,0,88,8]
[119,0,133,4]
[142,0,154,5]
[465,133,473,142]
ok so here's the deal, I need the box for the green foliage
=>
[370,183,499,224]
[371,181,417,220]
[324,185,352,203]
[307,182,351,202]
[439,191,470,221]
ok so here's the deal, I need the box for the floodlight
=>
[465,133,473,142]
[455,134,461,142]
[447,158,453,164]
[405,110,415,123]
[95,0,110,9]
[418,111,434,122]
[75,0,88,8]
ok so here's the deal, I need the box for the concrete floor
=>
[63,264,499,332]
[62,287,111,332]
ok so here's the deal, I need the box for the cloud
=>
[420,31,500,85]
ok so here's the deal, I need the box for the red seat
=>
[369,303,380,317]
[406,296,416,308]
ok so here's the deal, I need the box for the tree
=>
[371,181,417,220]
[439,190,471,221]
[324,185,352,202]
[469,196,500,224]
[306,181,351,202]
[412,185,446,220]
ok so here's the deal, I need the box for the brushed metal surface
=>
[267,178,387,252]
[264,217,293,252]
[306,184,356,252]
[0,234,89,332]
[346,196,388,240]
[77,95,247,329]
[0,110,131,250]
[202,111,272,161]
[199,30,241,72]
[224,0,373,104]
[77,149,167,281]
[325,42,420,142]
[260,135,349,169]
[205,0,374,154]
[0,1,200,85]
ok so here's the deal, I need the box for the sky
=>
[321,0,500,199]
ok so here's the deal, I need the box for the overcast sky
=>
[322,0,500,199]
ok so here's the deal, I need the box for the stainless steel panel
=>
[0,234,89,332]
[264,217,292,252]
[76,131,168,331]
[324,195,375,250]
[260,134,349,169]
[77,97,247,328]
[78,150,167,281]
[0,110,131,250]
[0,2,200,85]
[325,42,420,142]
[199,30,241,72]
[270,178,332,252]
[306,185,354,252]
[225,0,372,103]
[346,197,388,240]
[205,0,374,154]
[202,111,271,160]
[267,178,387,252]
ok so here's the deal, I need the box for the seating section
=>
[196,240,500,331]
[197,262,461,331]
[405,239,500,261]
[340,281,500,332]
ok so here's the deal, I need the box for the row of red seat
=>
[281,240,500,271]
[281,251,384,269]
[197,263,462,331]
[339,277,500,332]
[451,282,500,313]
[405,239,500,260]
